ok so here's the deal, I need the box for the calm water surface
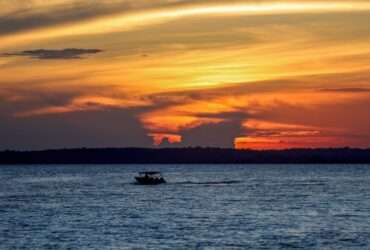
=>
[1,164,370,249]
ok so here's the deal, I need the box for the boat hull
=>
[135,177,166,185]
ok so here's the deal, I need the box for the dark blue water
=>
[1,164,370,249]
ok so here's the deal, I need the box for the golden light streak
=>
[234,136,345,150]
[243,119,319,130]
[2,1,370,48]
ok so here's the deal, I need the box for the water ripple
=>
[1,164,370,249]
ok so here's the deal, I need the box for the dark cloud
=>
[2,48,102,60]
[319,88,370,93]
[178,120,244,148]
[158,137,176,148]
[0,108,152,150]
[194,111,247,120]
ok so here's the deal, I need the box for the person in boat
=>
[135,172,166,185]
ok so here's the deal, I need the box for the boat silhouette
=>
[135,172,166,185]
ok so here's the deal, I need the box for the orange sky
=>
[1,0,370,150]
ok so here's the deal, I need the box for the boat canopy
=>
[139,171,162,175]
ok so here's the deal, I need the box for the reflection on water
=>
[1,164,370,249]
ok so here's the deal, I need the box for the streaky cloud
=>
[2,1,370,48]
[2,48,103,60]
[0,0,202,36]
[319,88,370,93]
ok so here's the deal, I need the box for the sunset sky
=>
[1,0,370,150]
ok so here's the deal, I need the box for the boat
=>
[135,172,166,185]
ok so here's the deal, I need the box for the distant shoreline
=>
[1,148,370,164]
